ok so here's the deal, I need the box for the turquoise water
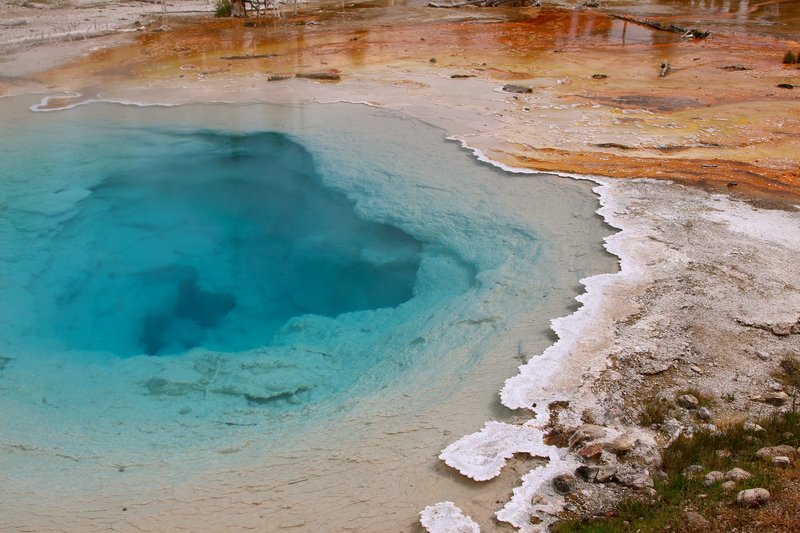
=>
[18,130,423,358]
[0,99,616,530]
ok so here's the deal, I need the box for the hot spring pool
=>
[0,99,616,531]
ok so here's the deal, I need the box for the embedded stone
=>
[681,510,710,533]
[578,443,603,459]
[605,433,637,454]
[616,466,654,489]
[756,445,798,461]
[721,480,736,490]
[725,468,752,482]
[697,407,712,421]
[677,394,699,409]
[568,424,607,448]
[703,471,724,487]
[595,466,618,483]
[502,84,533,94]
[737,488,770,507]
[552,474,576,495]
[760,392,789,406]
[684,464,704,476]
[772,456,791,468]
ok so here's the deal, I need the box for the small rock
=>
[703,471,725,487]
[721,480,737,490]
[685,464,705,476]
[769,382,784,392]
[681,510,710,533]
[575,465,595,481]
[725,468,752,482]
[605,433,637,454]
[677,394,699,409]
[698,407,712,421]
[772,456,791,468]
[591,74,608,79]
[614,464,654,489]
[716,449,732,459]
[564,503,578,513]
[577,443,603,459]
[756,445,798,461]
[771,321,794,334]
[756,350,770,361]
[744,422,765,433]
[429,57,437,63]
[595,466,617,483]
[737,488,770,507]
[763,392,789,405]
[568,424,607,448]
[552,474,576,495]
[576,464,617,483]
[690,365,703,374]
[267,74,292,82]
[699,423,720,434]
[502,84,533,94]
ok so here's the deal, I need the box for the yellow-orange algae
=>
[26,4,800,198]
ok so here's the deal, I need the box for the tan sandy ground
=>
[1,0,800,531]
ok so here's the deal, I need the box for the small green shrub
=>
[783,50,797,64]
[779,357,800,388]
[640,399,670,426]
[723,393,736,403]
[215,0,232,17]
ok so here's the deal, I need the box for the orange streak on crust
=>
[491,146,800,200]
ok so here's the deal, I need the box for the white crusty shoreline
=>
[423,150,800,531]
[421,149,636,531]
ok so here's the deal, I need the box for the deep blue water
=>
[32,131,422,357]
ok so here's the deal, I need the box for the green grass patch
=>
[553,410,800,532]
[640,399,671,427]
[215,0,232,17]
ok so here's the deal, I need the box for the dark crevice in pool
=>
[139,268,237,355]
[37,131,424,358]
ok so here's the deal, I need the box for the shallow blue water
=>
[0,100,617,472]
[23,131,422,357]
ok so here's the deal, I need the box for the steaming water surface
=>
[0,99,616,531]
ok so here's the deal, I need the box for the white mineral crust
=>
[420,501,480,533]
[439,421,556,481]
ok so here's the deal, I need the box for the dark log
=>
[502,84,532,94]
[612,14,710,39]
[296,71,341,81]
[220,54,277,60]
[429,0,538,7]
